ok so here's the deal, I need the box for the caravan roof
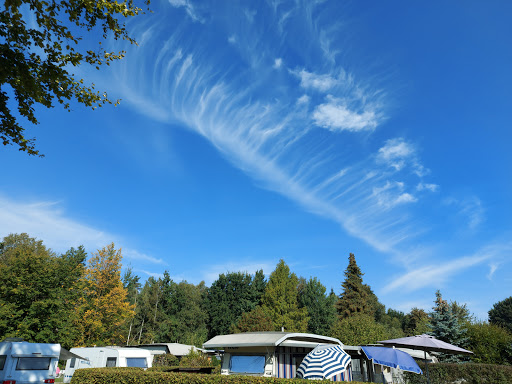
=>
[0,342,60,357]
[203,332,342,349]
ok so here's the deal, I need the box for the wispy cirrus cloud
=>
[382,254,489,294]
[444,196,485,230]
[372,181,417,209]
[98,0,439,259]
[0,195,110,253]
[0,194,165,266]
[382,241,512,294]
[168,0,204,23]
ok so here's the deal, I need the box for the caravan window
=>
[229,355,265,374]
[0,355,6,370]
[69,358,76,368]
[126,358,147,368]
[16,357,51,370]
[106,357,117,367]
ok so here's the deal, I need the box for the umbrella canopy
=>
[296,344,351,380]
[361,346,422,374]
[378,334,473,355]
[378,334,473,384]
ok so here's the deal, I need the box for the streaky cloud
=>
[98,0,440,260]
[0,194,164,270]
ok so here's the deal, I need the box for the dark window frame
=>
[106,357,117,368]
[16,357,51,370]
[125,357,147,368]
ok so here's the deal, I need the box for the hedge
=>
[71,368,370,384]
[404,362,512,384]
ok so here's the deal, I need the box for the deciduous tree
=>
[156,275,209,346]
[466,321,512,365]
[206,271,265,338]
[0,0,149,156]
[0,233,86,348]
[489,296,512,334]
[298,277,337,335]
[330,313,389,345]
[231,306,273,333]
[76,243,134,346]
[404,307,430,336]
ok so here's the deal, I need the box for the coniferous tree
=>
[123,267,141,306]
[336,253,372,318]
[261,260,309,332]
[429,290,469,362]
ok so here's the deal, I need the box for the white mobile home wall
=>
[63,347,152,383]
[0,341,60,384]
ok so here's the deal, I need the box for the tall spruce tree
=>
[336,253,372,318]
[429,290,469,362]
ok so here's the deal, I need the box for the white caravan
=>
[0,341,60,384]
[63,347,153,383]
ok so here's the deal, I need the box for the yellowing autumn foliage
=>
[75,243,134,346]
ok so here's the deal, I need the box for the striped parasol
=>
[296,344,351,380]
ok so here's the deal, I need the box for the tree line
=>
[1,233,511,366]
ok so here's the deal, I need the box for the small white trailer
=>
[0,341,60,384]
[63,347,153,383]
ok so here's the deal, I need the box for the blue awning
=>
[361,346,422,375]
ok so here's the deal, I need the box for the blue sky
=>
[1,0,511,321]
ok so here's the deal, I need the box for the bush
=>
[152,354,179,367]
[179,350,212,367]
[71,368,369,384]
[403,362,512,384]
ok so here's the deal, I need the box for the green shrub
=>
[404,362,512,384]
[152,354,179,367]
[71,368,369,384]
[179,349,212,367]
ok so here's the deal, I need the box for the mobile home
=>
[0,340,60,384]
[63,347,152,383]
[203,332,350,381]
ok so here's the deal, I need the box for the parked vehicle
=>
[0,340,60,384]
[63,347,153,383]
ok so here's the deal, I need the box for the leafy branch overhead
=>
[0,0,150,156]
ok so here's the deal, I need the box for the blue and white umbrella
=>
[296,344,351,380]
